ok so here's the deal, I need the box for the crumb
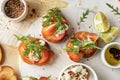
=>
[7,27,9,30]
[28,5,30,8]
[93,6,98,10]
[42,68,45,70]
[39,34,41,36]
[37,15,40,17]
[87,59,89,61]
[76,0,82,8]
[8,21,11,22]
[56,77,58,80]
[30,13,33,17]
[32,8,36,14]
[72,28,74,30]
[89,25,92,28]
[112,69,114,71]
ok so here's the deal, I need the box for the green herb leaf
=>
[29,76,38,80]
[42,7,67,35]
[67,37,101,52]
[47,75,51,80]
[82,40,101,52]
[14,34,48,58]
[106,3,120,16]
[78,9,90,25]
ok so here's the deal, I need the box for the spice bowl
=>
[101,42,120,68]
[59,63,98,80]
[1,0,28,22]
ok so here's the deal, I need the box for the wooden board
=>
[0,44,21,80]
[0,0,68,46]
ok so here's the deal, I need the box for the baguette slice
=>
[0,66,17,80]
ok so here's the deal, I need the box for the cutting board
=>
[0,44,21,80]
[0,0,68,46]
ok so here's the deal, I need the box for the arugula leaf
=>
[14,34,48,58]
[82,40,101,52]
[42,7,67,35]
[29,76,38,80]
[67,37,101,52]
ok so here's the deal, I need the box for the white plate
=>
[19,0,120,80]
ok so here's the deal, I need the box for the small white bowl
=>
[59,63,98,80]
[101,42,120,68]
[1,0,28,22]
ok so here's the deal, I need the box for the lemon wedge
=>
[94,12,110,32]
[100,27,119,43]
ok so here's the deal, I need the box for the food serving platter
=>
[19,0,120,80]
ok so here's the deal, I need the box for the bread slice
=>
[0,66,17,80]
[0,46,2,63]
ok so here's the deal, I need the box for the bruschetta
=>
[42,7,69,43]
[0,66,17,80]
[66,31,101,62]
[15,35,54,66]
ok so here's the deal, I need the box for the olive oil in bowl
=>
[105,45,120,66]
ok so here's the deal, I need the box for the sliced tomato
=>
[42,23,66,43]
[18,37,53,66]
[67,52,84,62]
[61,18,67,24]
[39,77,48,80]
[18,43,34,64]
[35,50,53,66]
[66,31,99,62]
[42,24,56,36]
[75,31,98,41]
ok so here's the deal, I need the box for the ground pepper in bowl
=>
[4,0,24,18]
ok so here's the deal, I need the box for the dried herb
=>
[78,9,90,25]
[14,35,48,58]
[42,7,66,34]
[106,3,120,16]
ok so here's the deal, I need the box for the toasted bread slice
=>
[0,46,2,63]
[0,66,17,80]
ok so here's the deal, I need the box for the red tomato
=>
[39,77,48,80]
